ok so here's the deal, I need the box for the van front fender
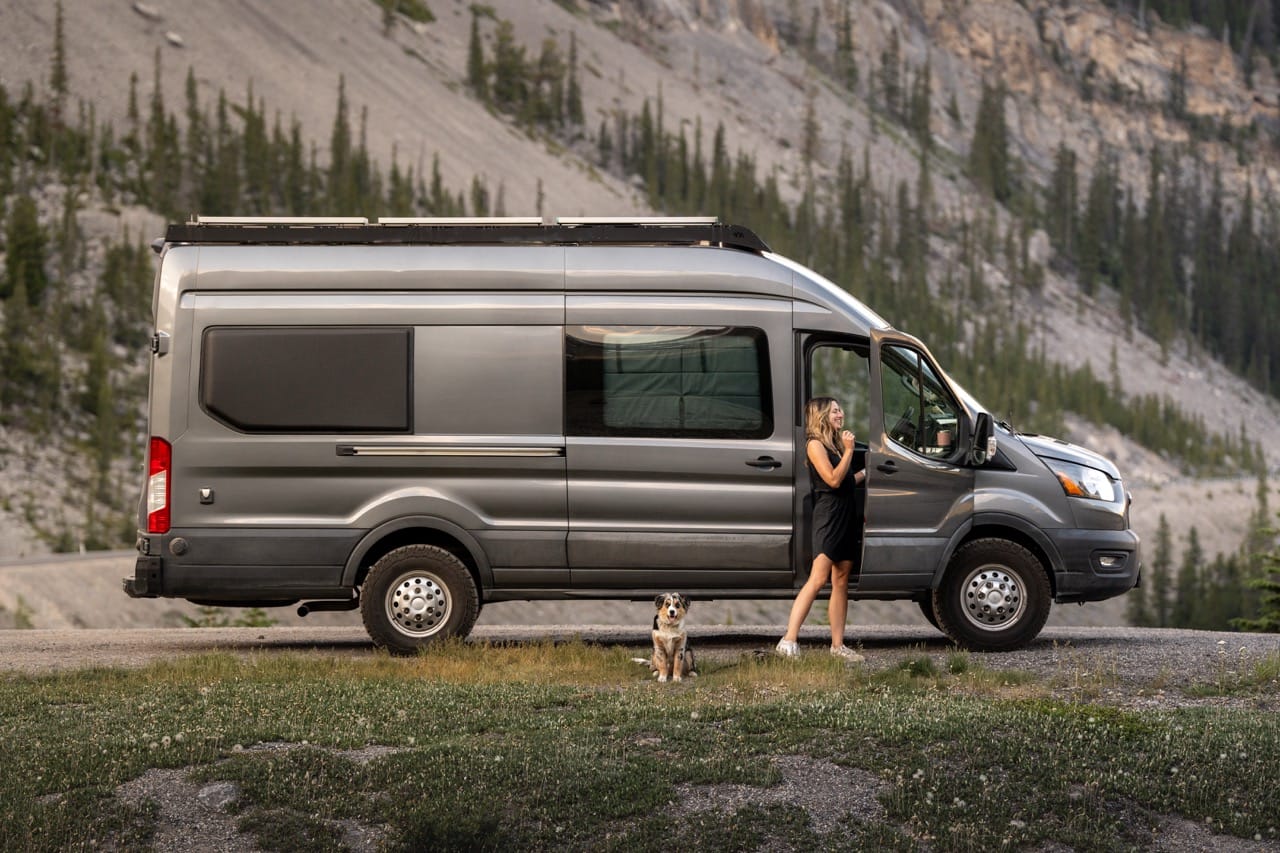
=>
[929,512,1065,589]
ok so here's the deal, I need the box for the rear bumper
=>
[125,529,358,602]
[1048,527,1142,603]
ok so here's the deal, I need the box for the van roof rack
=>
[163,216,771,253]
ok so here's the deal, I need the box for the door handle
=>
[746,456,782,470]
[876,460,898,474]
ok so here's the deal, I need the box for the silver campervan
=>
[126,216,1140,652]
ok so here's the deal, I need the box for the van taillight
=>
[147,437,171,534]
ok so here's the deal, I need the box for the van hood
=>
[1011,432,1122,480]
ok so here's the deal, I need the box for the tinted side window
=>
[566,325,771,438]
[201,327,411,432]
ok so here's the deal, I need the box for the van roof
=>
[161,216,772,254]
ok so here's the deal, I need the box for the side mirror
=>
[969,412,996,466]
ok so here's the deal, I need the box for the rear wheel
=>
[360,545,479,654]
[932,538,1050,652]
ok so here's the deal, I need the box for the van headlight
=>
[1045,459,1116,502]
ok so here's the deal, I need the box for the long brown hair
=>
[805,397,841,455]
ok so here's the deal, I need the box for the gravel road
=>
[3,624,1277,709]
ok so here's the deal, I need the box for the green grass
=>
[1,642,1277,851]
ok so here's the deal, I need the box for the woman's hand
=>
[841,430,855,452]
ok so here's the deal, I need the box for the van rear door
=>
[564,294,794,590]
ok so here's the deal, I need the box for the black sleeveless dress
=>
[807,443,865,564]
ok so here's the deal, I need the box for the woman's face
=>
[827,402,844,430]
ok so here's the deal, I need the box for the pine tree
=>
[532,38,565,129]
[1171,526,1204,627]
[968,80,1011,202]
[469,174,489,216]
[801,82,819,173]
[1237,523,1280,632]
[566,31,584,126]
[0,83,13,197]
[49,0,68,126]
[490,20,526,113]
[709,122,729,216]
[4,196,48,306]
[879,29,902,118]
[1046,142,1078,264]
[328,76,354,211]
[908,57,932,150]
[467,8,488,101]
[1148,513,1173,626]
[596,117,612,167]
[834,0,858,91]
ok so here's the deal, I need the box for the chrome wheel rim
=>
[960,564,1024,632]
[385,571,452,637]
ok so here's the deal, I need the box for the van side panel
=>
[159,255,569,599]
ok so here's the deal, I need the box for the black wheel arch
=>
[931,513,1062,598]
[342,516,490,594]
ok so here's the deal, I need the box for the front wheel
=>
[932,538,1050,652]
[360,545,479,654]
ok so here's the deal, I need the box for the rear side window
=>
[566,325,771,438]
[201,327,411,432]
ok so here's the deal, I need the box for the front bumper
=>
[1048,527,1142,603]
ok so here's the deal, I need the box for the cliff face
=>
[0,0,1278,565]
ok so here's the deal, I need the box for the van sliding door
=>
[564,294,794,590]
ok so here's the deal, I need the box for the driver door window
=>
[880,345,960,459]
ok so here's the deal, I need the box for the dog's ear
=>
[679,594,690,609]
[654,594,666,608]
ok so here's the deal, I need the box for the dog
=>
[647,592,696,682]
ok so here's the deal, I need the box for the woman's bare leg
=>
[828,560,853,647]
[782,554,834,643]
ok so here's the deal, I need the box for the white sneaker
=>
[775,638,800,658]
[830,644,865,662]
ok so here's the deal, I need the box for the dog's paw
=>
[672,675,682,682]
[657,674,668,683]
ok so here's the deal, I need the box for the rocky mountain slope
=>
[1,0,1278,587]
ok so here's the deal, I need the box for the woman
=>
[776,396,867,661]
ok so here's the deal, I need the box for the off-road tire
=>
[932,538,1051,652]
[360,545,479,654]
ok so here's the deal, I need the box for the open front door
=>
[862,330,975,591]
